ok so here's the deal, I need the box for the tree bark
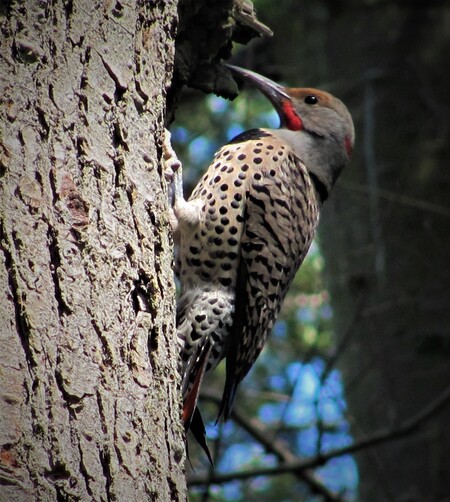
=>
[0,1,186,500]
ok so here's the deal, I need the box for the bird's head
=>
[227,64,355,194]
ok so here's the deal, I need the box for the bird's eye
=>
[304,95,318,105]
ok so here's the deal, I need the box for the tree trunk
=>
[0,1,187,500]
[320,4,450,501]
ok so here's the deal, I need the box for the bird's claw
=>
[163,129,184,205]
[163,129,182,180]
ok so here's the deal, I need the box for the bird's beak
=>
[226,64,290,107]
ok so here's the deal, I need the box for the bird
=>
[163,64,355,462]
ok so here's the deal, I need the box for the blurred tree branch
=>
[191,392,348,501]
[341,181,450,218]
[189,385,450,489]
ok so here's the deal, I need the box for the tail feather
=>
[183,342,214,465]
[190,407,214,466]
[182,342,211,428]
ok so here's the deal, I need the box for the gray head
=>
[227,64,355,196]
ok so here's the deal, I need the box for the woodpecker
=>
[164,65,354,461]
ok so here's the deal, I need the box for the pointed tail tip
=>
[183,399,214,466]
[189,407,214,467]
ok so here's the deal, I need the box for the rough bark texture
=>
[0,1,187,500]
[320,4,450,501]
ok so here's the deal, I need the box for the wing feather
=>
[218,130,321,419]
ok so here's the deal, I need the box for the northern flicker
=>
[164,64,354,460]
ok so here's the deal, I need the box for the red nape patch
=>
[282,100,303,131]
[344,135,353,157]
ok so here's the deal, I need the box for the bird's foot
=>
[163,129,183,201]
[163,128,188,235]
[163,129,201,230]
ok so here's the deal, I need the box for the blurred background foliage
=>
[171,1,450,500]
